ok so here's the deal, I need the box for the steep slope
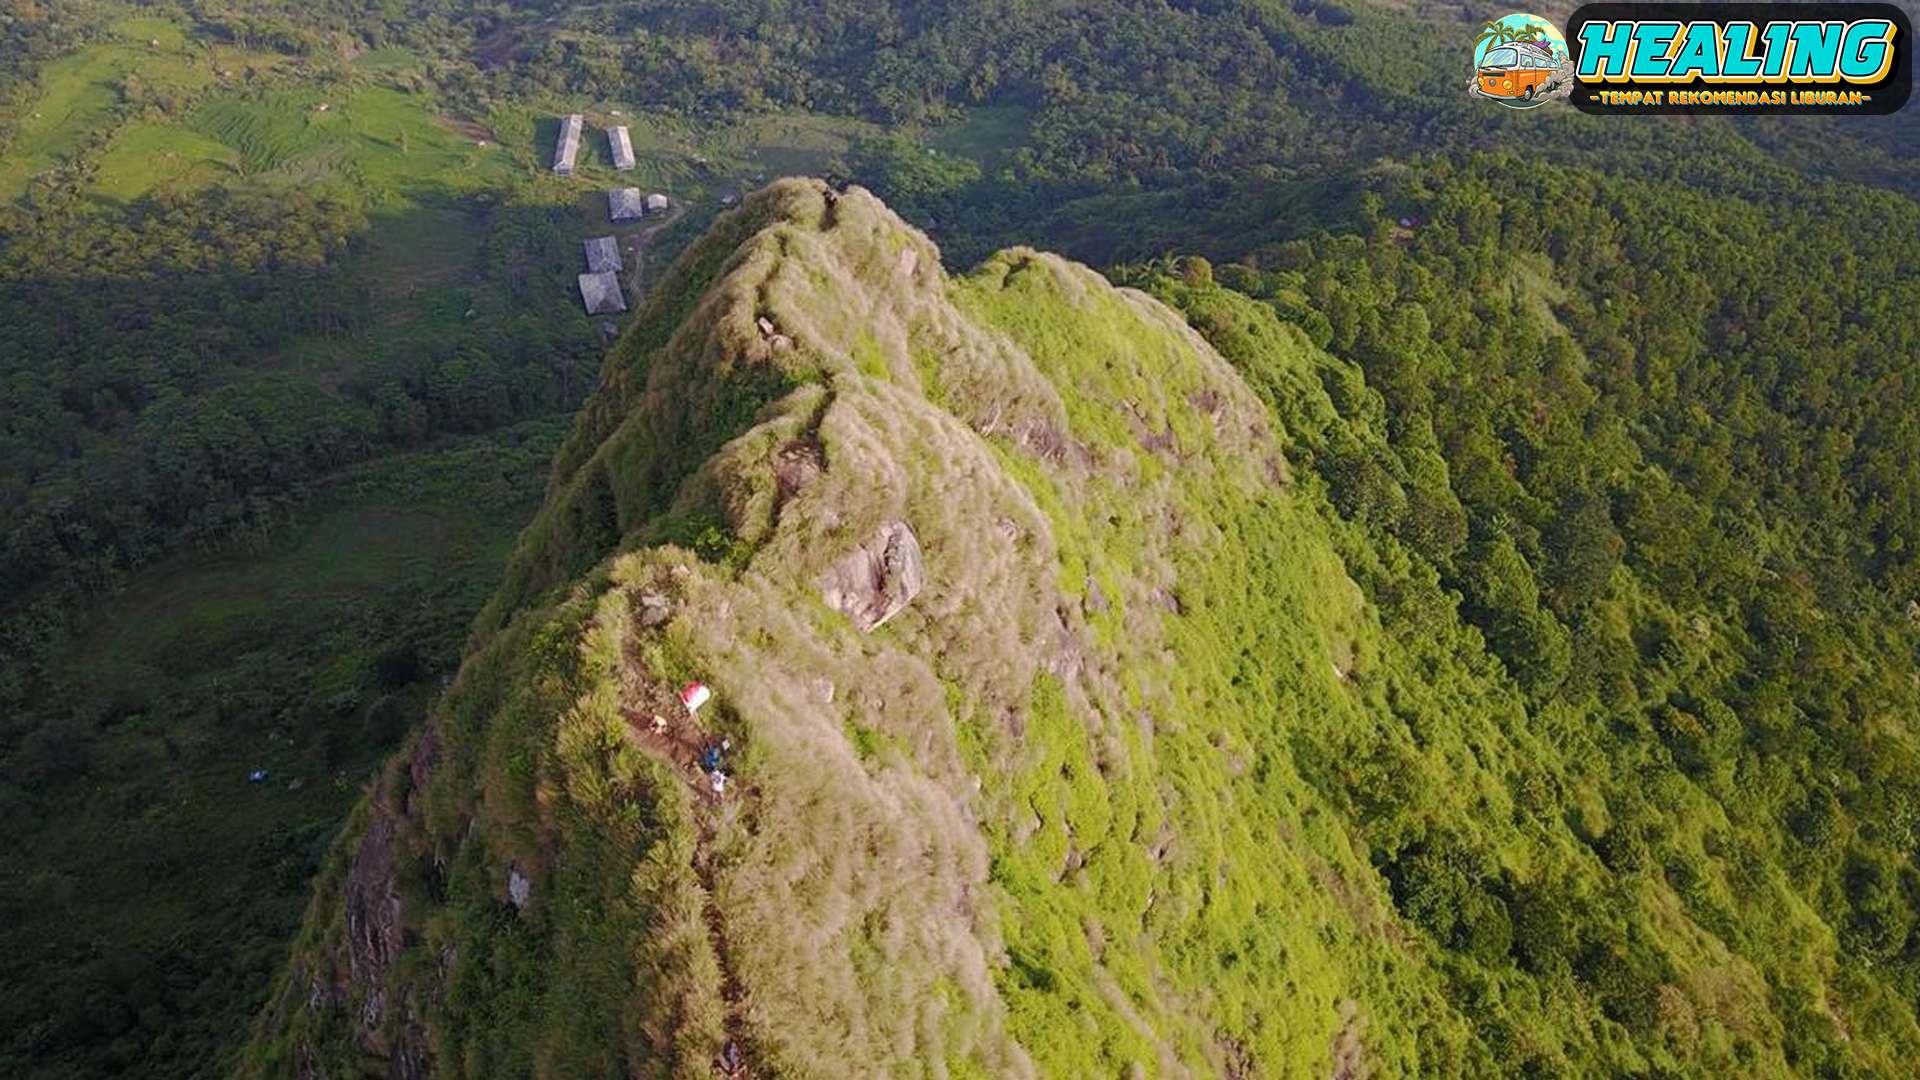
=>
[241,178,1413,1079]
[240,180,1919,1080]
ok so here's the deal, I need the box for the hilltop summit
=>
[240,181,1920,1080]
[242,179,1383,1079]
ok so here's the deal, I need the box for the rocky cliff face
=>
[242,180,1444,1080]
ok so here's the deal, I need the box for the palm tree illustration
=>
[1477,19,1551,57]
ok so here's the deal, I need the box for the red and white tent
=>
[680,682,712,715]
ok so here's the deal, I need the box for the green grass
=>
[185,85,516,196]
[733,112,878,176]
[109,16,190,50]
[0,25,276,200]
[0,48,158,198]
[928,105,1032,171]
[350,46,420,71]
[7,22,513,209]
[189,93,329,174]
[575,109,884,197]
[245,182,1450,1079]
[91,122,242,201]
[357,201,487,313]
[944,251,1447,1078]
[502,107,884,208]
[82,508,452,671]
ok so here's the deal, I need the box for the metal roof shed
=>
[578,271,627,315]
[552,114,583,175]
[584,236,623,274]
[608,187,646,222]
[608,126,636,170]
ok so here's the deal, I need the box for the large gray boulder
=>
[819,521,926,631]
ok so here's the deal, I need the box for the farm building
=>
[609,187,646,222]
[553,114,583,175]
[578,271,627,315]
[584,236,623,274]
[645,192,669,213]
[608,126,635,170]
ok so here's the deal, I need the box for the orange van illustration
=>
[1478,40,1563,101]
[1469,14,1572,109]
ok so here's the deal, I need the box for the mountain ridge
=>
[245,178,1399,1079]
[242,179,1920,1080]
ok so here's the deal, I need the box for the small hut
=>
[578,271,627,315]
[584,236,623,274]
[552,114,583,175]
[608,126,636,171]
[608,187,646,222]
[644,192,669,213]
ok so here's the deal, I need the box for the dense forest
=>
[1120,151,1920,1074]
[0,188,598,703]
[1,0,1916,1077]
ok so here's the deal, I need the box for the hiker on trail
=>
[701,742,722,773]
[710,771,727,798]
[651,714,669,736]
[720,1039,742,1074]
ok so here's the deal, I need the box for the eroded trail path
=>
[621,200,691,306]
[691,821,755,1079]
[622,705,758,1079]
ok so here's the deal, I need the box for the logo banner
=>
[1566,3,1912,114]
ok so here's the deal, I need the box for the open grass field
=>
[358,200,489,321]
[0,21,280,201]
[80,507,453,673]
[182,84,518,196]
[349,46,420,73]
[527,107,893,204]
[730,110,880,176]
[928,105,1033,172]
[63,27,516,207]
[90,123,243,201]
[7,21,1029,220]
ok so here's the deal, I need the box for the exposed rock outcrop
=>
[343,812,402,1031]
[818,520,926,631]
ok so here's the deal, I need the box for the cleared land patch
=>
[0,24,279,200]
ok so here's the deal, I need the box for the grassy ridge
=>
[225,186,1408,1076]
[249,181,1920,1080]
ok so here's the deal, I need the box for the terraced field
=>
[91,123,243,201]
[183,86,517,195]
[0,19,279,200]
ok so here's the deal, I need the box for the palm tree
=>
[1475,20,1516,54]
[1477,19,1555,62]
